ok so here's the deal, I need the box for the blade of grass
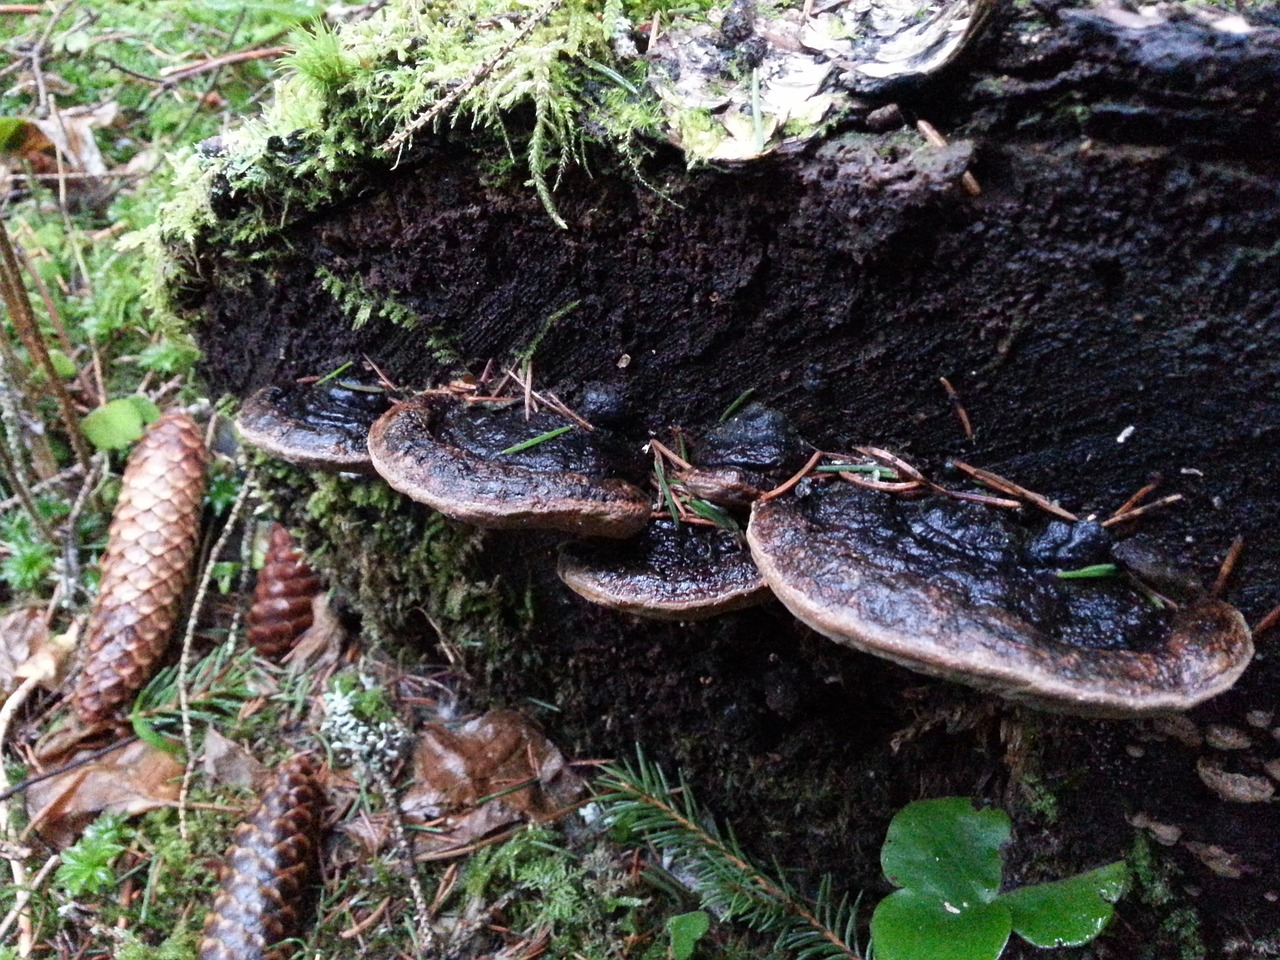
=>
[501,424,573,455]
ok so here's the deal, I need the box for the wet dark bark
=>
[190,5,1280,957]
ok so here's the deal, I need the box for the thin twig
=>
[0,461,83,513]
[0,850,58,948]
[0,443,54,541]
[0,737,137,804]
[381,0,567,155]
[0,673,41,955]
[157,45,288,83]
[370,764,436,954]
[917,118,981,196]
[177,472,253,841]
[57,454,103,609]
[13,241,71,353]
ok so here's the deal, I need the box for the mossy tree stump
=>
[173,3,1280,955]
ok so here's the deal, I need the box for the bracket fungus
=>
[747,483,1253,716]
[236,378,391,474]
[368,394,650,537]
[558,518,769,620]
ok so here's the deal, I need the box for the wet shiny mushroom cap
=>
[747,484,1253,716]
[677,404,811,508]
[368,395,650,538]
[237,379,391,474]
[558,518,770,620]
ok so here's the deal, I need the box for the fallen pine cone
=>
[246,524,320,658]
[71,412,208,726]
[199,755,325,960]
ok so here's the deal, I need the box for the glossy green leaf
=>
[667,910,710,960]
[881,798,1010,904]
[1002,861,1128,948]
[871,889,1012,960]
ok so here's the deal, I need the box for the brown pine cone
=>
[71,412,208,726]
[199,755,325,960]
[246,524,320,658]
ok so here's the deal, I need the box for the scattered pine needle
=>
[948,460,1076,520]
[939,376,973,440]
[759,449,824,502]
[1100,493,1184,528]
[1110,475,1162,521]
[1253,604,1280,640]
[1211,535,1245,600]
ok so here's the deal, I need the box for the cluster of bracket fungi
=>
[237,373,1254,719]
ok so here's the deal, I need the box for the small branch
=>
[0,219,92,470]
[157,44,288,83]
[370,763,436,954]
[177,472,254,841]
[0,673,42,956]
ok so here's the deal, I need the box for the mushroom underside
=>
[747,485,1253,716]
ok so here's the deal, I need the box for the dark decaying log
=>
[246,523,320,658]
[71,413,208,726]
[187,5,1280,955]
[198,755,324,960]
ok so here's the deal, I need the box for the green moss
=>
[256,459,516,650]
[314,265,461,363]
[136,0,683,329]
[1128,833,1205,960]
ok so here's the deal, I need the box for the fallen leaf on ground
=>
[0,606,45,691]
[341,709,585,859]
[25,739,183,848]
[282,593,345,675]
[202,725,267,790]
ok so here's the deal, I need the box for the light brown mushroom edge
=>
[558,518,769,620]
[747,483,1253,717]
[367,393,651,539]
[237,378,391,474]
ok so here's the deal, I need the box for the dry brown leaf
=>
[0,606,45,691]
[281,593,345,674]
[25,739,183,848]
[202,726,267,790]
[340,709,585,859]
[15,619,78,691]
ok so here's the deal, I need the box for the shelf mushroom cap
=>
[747,484,1253,716]
[558,518,770,620]
[236,380,390,474]
[368,395,651,538]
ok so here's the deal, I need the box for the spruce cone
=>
[199,755,325,960]
[246,524,320,658]
[71,412,208,725]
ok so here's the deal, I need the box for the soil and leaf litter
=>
[3,0,1280,957]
